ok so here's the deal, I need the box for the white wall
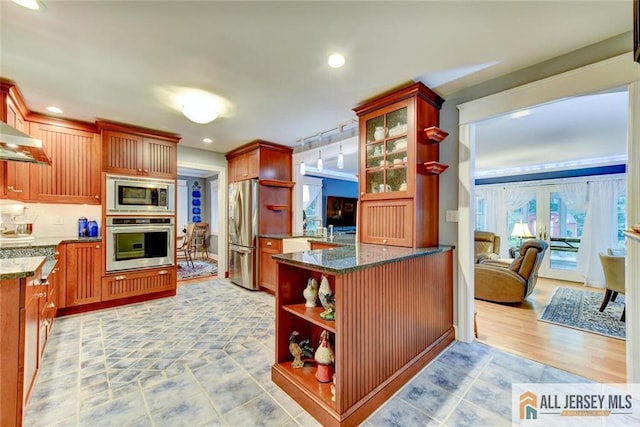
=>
[20,202,101,238]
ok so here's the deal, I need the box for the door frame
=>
[456,53,640,382]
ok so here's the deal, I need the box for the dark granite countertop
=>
[273,243,453,274]
[0,235,101,249]
[0,256,47,280]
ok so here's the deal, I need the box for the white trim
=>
[457,53,640,382]
[177,160,227,278]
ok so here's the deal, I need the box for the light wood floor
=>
[475,277,627,383]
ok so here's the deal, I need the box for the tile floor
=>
[25,278,599,426]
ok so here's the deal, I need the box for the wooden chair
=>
[177,223,196,268]
[190,222,209,260]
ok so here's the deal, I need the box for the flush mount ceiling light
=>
[328,53,345,68]
[202,138,213,143]
[12,0,40,10]
[179,91,220,124]
[46,106,63,114]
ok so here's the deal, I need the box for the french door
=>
[508,185,586,282]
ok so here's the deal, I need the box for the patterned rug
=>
[177,259,218,281]
[539,287,625,340]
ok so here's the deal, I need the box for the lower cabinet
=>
[259,237,282,292]
[309,242,340,250]
[101,267,176,301]
[63,242,102,307]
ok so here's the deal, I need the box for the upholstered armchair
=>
[598,251,625,322]
[475,239,549,304]
[474,231,501,263]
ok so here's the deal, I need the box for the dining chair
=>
[598,251,625,322]
[177,223,196,268]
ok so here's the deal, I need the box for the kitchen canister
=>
[87,220,99,237]
[78,217,88,238]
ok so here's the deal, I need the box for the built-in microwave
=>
[106,175,175,215]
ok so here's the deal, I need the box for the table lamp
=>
[511,221,533,246]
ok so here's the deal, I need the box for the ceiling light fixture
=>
[317,150,323,171]
[328,53,345,68]
[46,106,63,114]
[12,0,40,10]
[180,91,220,124]
[511,110,531,119]
[300,162,306,176]
[337,144,344,169]
[202,138,213,143]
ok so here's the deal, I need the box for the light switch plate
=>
[446,210,458,222]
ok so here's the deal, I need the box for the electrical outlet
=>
[55,216,64,225]
[446,210,458,223]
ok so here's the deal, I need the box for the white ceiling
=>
[0,1,632,177]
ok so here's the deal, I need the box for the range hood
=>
[0,121,51,165]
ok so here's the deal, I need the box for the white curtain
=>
[577,178,625,287]
[556,182,588,212]
[476,187,534,257]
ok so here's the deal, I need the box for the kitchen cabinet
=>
[100,122,179,179]
[258,237,282,292]
[63,242,102,307]
[101,266,176,301]
[0,259,48,427]
[271,247,454,426]
[229,148,259,182]
[1,83,30,201]
[354,82,447,248]
[226,140,292,183]
[28,122,102,204]
[309,241,340,250]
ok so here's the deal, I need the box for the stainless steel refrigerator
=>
[228,179,259,290]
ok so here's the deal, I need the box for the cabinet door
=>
[227,156,238,183]
[29,123,101,204]
[142,137,177,178]
[23,276,42,403]
[5,161,30,200]
[0,278,20,426]
[65,242,102,306]
[246,149,259,179]
[359,199,414,247]
[101,267,176,301]
[102,130,144,176]
[259,238,281,292]
[309,242,339,250]
[360,102,411,200]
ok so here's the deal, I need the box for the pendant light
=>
[337,144,344,169]
[317,150,323,171]
[300,161,306,175]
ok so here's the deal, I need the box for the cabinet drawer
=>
[101,267,176,301]
[259,238,282,252]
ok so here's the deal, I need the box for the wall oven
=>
[106,174,175,215]
[105,216,175,272]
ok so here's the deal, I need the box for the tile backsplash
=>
[21,203,101,238]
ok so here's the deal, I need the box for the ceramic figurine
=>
[318,275,332,309]
[319,293,335,321]
[314,330,335,383]
[303,277,318,307]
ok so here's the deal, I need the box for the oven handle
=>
[106,225,174,234]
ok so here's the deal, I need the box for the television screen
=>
[326,196,358,229]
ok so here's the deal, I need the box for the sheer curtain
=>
[577,178,625,287]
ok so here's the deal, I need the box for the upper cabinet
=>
[99,121,179,179]
[1,81,102,204]
[226,140,292,183]
[354,82,447,248]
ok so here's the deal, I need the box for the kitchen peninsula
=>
[271,243,454,426]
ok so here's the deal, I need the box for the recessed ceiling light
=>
[46,106,63,114]
[328,53,345,68]
[511,110,531,119]
[203,138,213,143]
[12,0,40,10]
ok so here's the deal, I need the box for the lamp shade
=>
[511,222,533,238]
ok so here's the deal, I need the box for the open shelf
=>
[273,362,336,410]
[283,304,337,333]
[266,204,288,211]
[259,179,295,188]
[422,161,449,175]
[423,126,449,143]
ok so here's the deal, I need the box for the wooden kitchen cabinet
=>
[228,148,259,182]
[259,237,282,292]
[1,82,31,201]
[99,122,179,179]
[354,82,447,248]
[28,122,102,204]
[63,242,102,307]
[101,266,176,301]
[309,241,340,250]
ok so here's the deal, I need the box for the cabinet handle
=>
[7,186,23,193]
[266,241,272,247]
[137,168,143,172]
[54,251,60,256]
[42,319,51,327]
[158,270,169,275]
[361,192,364,196]
[96,245,101,249]
[115,275,126,281]
[47,302,55,309]
[36,292,47,298]
[143,169,149,174]
[382,239,388,245]
[95,195,99,199]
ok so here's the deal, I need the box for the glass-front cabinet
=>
[363,103,410,197]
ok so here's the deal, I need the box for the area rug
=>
[539,287,625,340]
[177,259,218,281]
